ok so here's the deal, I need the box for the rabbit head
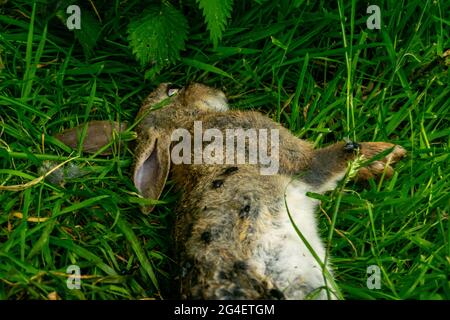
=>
[133,83,229,213]
[54,83,230,213]
[136,83,228,130]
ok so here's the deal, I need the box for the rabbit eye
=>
[167,88,179,97]
[166,84,181,97]
[343,141,360,152]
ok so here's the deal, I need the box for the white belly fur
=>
[251,178,335,299]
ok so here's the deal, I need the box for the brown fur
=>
[55,83,406,299]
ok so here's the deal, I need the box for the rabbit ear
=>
[133,128,171,213]
[55,120,127,155]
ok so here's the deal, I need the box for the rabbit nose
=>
[204,94,229,111]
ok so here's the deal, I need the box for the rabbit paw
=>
[356,142,406,180]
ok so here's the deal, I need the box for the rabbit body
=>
[166,119,332,299]
[174,167,332,299]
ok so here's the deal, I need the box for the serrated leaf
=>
[197,0,233,47]
[128,4,188,67]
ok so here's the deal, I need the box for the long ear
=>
[55,120,127,155]
[133,128,171,213]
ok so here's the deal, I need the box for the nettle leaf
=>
[197,0,233,47]
[127,4,188,67]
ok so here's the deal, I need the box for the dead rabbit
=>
[55,83,406,300]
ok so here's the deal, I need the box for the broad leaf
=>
[197,0,233,47]
[128,4,188,67]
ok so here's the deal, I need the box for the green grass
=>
[0,0,449,300]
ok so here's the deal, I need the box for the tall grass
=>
[0,0,449,299]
